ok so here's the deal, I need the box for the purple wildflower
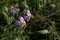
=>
[24,10,32,22]
[10,4,20,16]
[24,16,30,22]
[15,20,24,28]
[15,17,26,28]
[10,9,16,15]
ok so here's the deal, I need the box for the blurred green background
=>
[0,0,60,40]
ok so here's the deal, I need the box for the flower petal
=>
[24,16,30,22]
[19,17,24,23]
[10,9,16,15]
[25,10,31,17]
[15,21,21,26]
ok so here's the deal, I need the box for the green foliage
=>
[2,12,10,25]
[0,0,60,40]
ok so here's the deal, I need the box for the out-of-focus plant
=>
[0,0,60,40]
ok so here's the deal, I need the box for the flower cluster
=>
[24,10,31,22]
[10,4,34,28]
[10,4,33,28]
[15,10,32,28]
[10,4,20,16]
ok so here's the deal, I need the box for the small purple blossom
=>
[25,10,31,16]
[24,16,30,22]
[10,9,16,15]
[24,10,32,22]
[15,20,24,28]
[10,4,20,16]
[15,16,26,28]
